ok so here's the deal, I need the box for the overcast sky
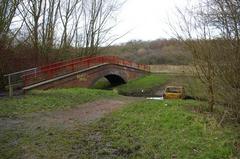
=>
[113,0,191,44]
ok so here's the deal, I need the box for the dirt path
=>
[1,96,142,131]
[0,96,143,159]
[29,97,139,128]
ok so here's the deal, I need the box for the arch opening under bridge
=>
[92,74,127,89]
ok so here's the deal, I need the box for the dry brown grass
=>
[150,65,193,74]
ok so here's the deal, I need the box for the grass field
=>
[2,99,238,158]
[0,88,117,117]
[78,100,239,158]
[150,65,193,74]
[116,74,170,96]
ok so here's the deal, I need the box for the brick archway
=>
[91,73,127,87]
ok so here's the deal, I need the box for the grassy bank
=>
[78,100,239,158]
[114,73,206,99]
[92,78,112,89]
[0,88,117,117]
[116,74,170,96]
[1,100,239,159]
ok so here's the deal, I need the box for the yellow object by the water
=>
[163,86,185,99]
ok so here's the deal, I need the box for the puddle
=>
[146,97,164,100]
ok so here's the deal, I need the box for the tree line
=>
[0,0,122,56]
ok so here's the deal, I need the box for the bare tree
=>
[173,5,217,112]
[207,0,240,121]
[0,0,20,89]
[59,0,81,49]
[174,0,240,120]
[82,0,123,55]
[19,0,61,53]
[0,0,20,48]
[20,0,44,52]
[16,0,123,56]
[41,0,60,53]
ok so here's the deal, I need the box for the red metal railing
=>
[39,55,96,72]
[22,56,150,86]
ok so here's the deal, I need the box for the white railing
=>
[4,68,38,96]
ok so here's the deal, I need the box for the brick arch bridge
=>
[19,56,150,91]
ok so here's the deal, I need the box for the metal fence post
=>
[34,68,37,78]
[8,75,13,97]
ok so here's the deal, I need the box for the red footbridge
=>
[5,56,150,93]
